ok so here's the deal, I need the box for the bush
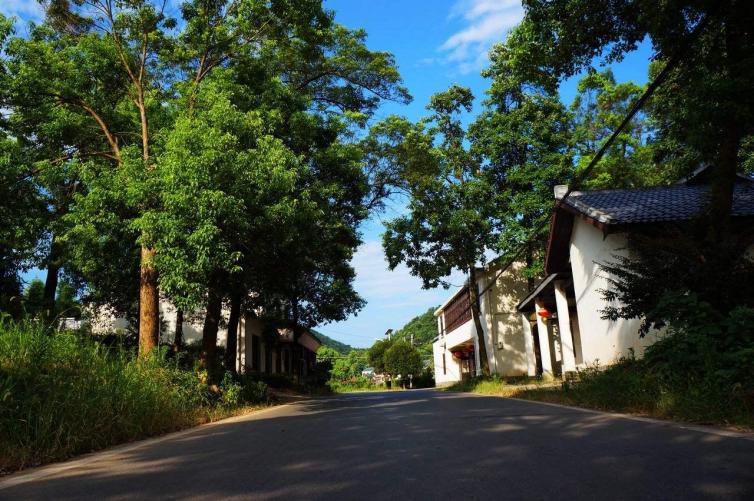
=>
[552,299,754,425]
[237,373,270,404]
[328,375,376,393]
[0,321,264,473]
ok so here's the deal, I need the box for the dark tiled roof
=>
[562,183,754,225]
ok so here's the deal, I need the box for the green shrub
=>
[242,380,269,404]
[0,321,260,473]
[554,299,754,425]
[328,375,376,393]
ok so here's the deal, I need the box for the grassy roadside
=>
[0,322,273,475]
[444,365,754,431]
[329,384,389,393]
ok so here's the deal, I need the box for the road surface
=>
[2,389,753,500]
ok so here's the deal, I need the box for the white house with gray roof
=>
[432,166,754,385]
[516,167,754,378]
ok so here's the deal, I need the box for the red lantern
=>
[537,308,552,319]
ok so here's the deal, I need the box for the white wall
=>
[87,300,229,347]
[432,262,531,385]
[432,338,463,386]
[569,219,660,366]
[478,263,530,377]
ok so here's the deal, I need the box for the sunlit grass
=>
[444,362,754,430]
[0,321,269,474]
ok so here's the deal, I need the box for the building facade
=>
[433,166,754,384]
[432,262,530,386]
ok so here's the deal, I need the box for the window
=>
[442,353,446,375]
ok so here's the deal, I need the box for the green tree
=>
[570,69,659,189]
[366,338,394,374]
[469,42,572,280]
[22,279,46,319]
[384,341,422,384]
[332,351,367,382]
[511,0,754,237]
[5,1,408,365]
[379,85,495,375]
[0,135,45,318]
[55,280,81,319]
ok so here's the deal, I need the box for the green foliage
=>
[599,227,754,336]
[470,43,573,276]
[384,340,422,379]
[219,372,269,408]
[570,70,660,189]
[22,279,45,319]
[380,85,496,288]
[391,307,438,360]
[330,350,367,382]
[366,338,394,373]
[545,305,754,426]
[513,0,754,225]
[55,280,81,318]
[0,1,409,342]
[312,330,354,354]
[0,135,46,318]
[327,375,377,393]
[0,321,267,473]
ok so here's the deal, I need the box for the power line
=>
[474,11,716,302]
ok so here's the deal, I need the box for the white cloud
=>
[440,0,524,74]
[316,240,465,347]
[1,0,45,23]
[350,240,465,305]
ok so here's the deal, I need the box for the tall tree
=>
[470,42,572,280]
[380,85,495,375]
[570,69,659,189]
[511,0,754,237]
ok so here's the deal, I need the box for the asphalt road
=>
[2,389,753,500]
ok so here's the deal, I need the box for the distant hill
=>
[392,307,438,360]
[311,330,354,354]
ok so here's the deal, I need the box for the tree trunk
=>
[707,121,740,241]
[173,308,184,352]
[138,245,160,356]
[201,287,222,385]
[224,294,241,375]
[707,7,745,241]
[42,240,61,325]
[468,267,490,376]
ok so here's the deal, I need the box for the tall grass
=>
[0,321,266,473]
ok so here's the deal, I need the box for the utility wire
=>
[473,11,716,302]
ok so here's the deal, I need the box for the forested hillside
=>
[312,330,354,354]
[392,307,438,360]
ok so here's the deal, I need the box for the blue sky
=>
[4,0,653,349]
[321,0,653,348]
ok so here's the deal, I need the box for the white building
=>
[432,262,531,386]
[517,167,754,378]
[433,166,754,384]
[88,301,321,381]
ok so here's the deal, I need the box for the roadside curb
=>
[0,402,295,491]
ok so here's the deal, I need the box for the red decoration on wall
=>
[537,308,552,319]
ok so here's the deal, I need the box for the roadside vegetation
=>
[0,321,270,474]
[447,300,754,429]
[316,319,435,393]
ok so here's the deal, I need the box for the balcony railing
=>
[443,288,471,334]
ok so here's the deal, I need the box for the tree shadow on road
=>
[4,389,754,500]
